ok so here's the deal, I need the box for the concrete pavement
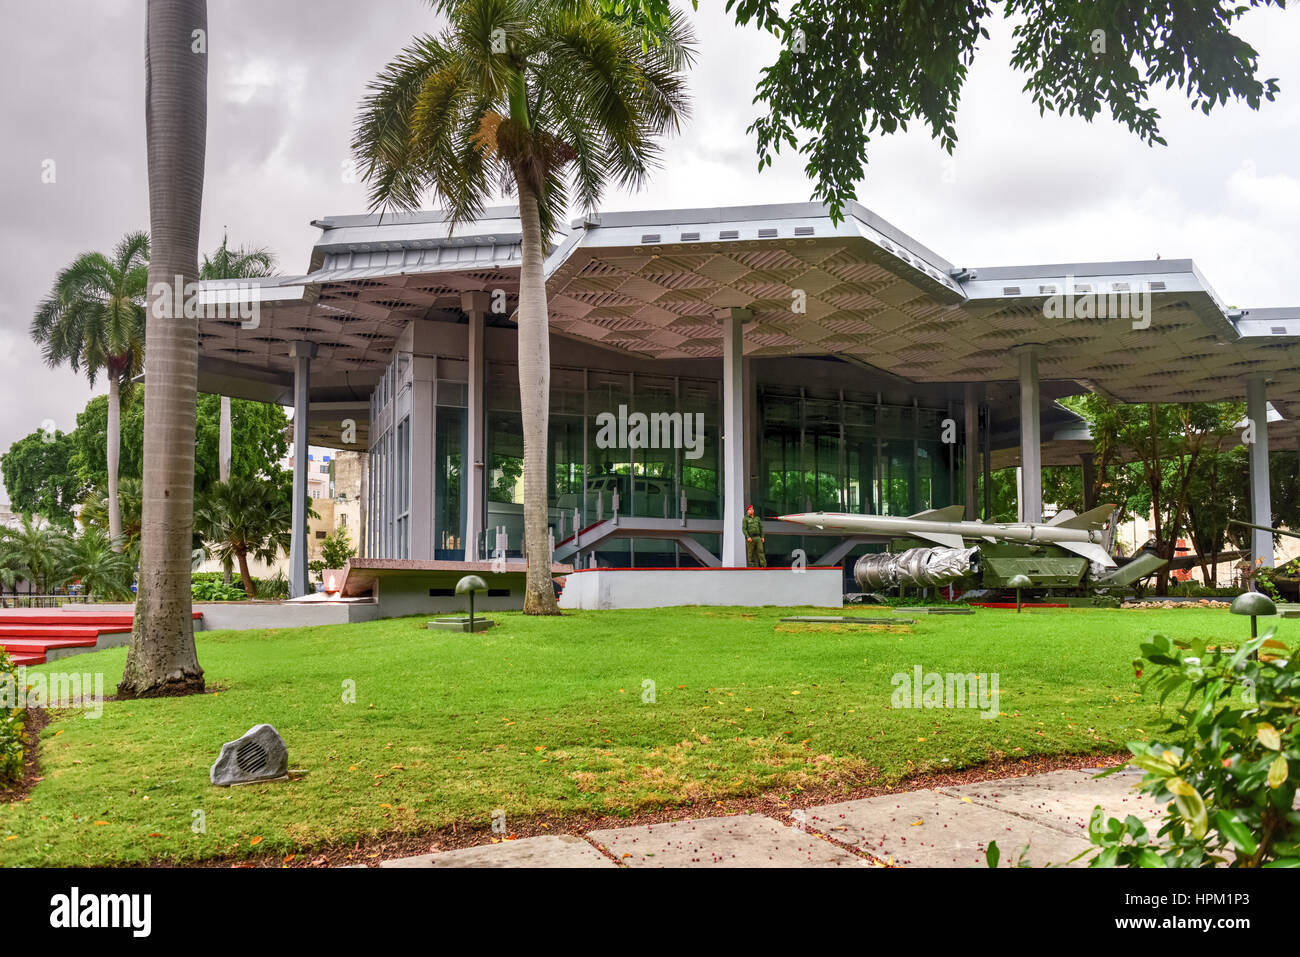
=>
[377,766,1162,868]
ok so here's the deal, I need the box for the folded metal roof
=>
[192,200,1299,428]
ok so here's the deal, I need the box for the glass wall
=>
[367,350,964,567]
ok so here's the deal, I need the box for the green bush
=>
[254,570,289,600]
[1082,629,1299,866]
[190,578,248,602]
[0,649,25,786]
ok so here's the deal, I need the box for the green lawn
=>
[1,604,1280,866]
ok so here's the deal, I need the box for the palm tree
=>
[1,514,66,596]
[30,231,149,552]
[120,0,208,697]
[353,0,693,613]
[200,234,276,485]
[80,477,144,559]
[194,478,292,598]
[59,527,135,600]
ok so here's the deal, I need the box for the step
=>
[0,613,135,627]
[6,652,45,666]
[0,638,103,654]
[0,625,128,639]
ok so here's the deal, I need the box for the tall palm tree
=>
[30,231,149,552]
[120,0,208,697]
[354,0,693,613]
[194,478,293,598]
[200,234,276,484]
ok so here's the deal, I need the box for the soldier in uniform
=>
[742,504,766,567]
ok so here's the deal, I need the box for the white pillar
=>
[1247,376,1274,571]
[463,291,488,562]
[288,341,317,598]
[963,383,979,519]
[719,308,750,566]
[218,395,232,483]
[1016,344,1043,523]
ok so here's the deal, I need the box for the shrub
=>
[1082,629,1299,866]
[190,578,248,602]
[0,649,25,786]
[254,570,289,600]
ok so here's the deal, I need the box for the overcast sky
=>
[1,1,1297,503]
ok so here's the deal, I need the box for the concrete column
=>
[463,292,488,562]
[218,395,232,483]
[1016,344,1043,523]
[963,383,979,519]
[719,308,750,566]
[981,405,991,520]
[1247,376,1274,571]
[288,341,317,598]
[1080,452,1097,512]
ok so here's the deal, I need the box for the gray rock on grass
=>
[211,724,289,786]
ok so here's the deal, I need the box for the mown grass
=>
[0,604,1278,866]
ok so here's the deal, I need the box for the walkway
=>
[374,766,1161,868]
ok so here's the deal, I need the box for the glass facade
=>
[367,350,966,567]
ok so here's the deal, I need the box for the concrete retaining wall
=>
[557,567,843,610]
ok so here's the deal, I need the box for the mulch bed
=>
[0,707,49,805]
[178,748,1127,868]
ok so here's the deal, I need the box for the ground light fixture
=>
[456,574,489,629]
[1007,574,1032,613]
[1231,591,1277,659]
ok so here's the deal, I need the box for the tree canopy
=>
[603,0,1282,219]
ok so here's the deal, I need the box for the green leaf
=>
[1212,810,1258,856]
[1174,787,1208,840]
[1269,754,1289,789]
[985,840,999,869]
[1256,723,1282,751]
[1263,859,1300,868]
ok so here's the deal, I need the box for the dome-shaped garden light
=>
[456,574,488,629]
[1231,591,1276,659]
[1008,574,1032,613]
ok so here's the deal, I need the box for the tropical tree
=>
[0,515,66,595]
[354,0,694,613]
[0,427,85,528]
[609,0,1283,220]
[80,477,144,558]
[58,526,135,600]
[194,478,293,598]
[199,234,277,483]
[29,231,149,549]
[120,0,208,698]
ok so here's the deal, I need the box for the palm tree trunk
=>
[514,179,559,615]
[120,0,207,697]
[106,375,123,551]
[236,550,255,598]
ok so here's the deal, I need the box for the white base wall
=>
[558,567,843,610]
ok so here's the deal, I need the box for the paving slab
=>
[804,790,1094,867]
[588,814,866,867]
[940,767,1165,842]
[378,834,612,868]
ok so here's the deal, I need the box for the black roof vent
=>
[794,226,815,236]
[1003,286,1021,296]
[640,233,661,244]
[680,231,700,242]
[757,228,778,239]
[719,229,739,240]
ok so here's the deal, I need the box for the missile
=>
[777,503,1118,567]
